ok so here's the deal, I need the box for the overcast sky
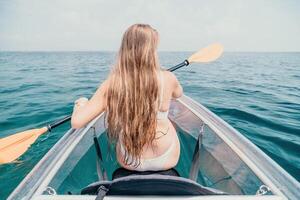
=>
[0,0,299,51]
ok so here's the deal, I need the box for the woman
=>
[71,24,183,171]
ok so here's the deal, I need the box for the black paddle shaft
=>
[168,60,189,72]
[46,59,190,131]
[47,115,72,131]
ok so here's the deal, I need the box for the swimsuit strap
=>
[157,70,169,120]
[159,70,164,110]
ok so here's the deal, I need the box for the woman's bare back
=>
[117,70,182,170]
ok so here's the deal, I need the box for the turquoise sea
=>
[0,52,299,198]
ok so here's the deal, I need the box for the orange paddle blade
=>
[188,43,224,63]
[0,127,48,164]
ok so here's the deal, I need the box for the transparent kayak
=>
[8,95,300,200]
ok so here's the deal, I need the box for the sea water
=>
[0,52,299,198]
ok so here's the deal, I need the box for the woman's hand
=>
[74,97,89,108]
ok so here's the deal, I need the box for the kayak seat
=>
[112,167,180,179]
[81,174,226,199]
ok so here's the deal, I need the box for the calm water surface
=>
[0,52,299,198]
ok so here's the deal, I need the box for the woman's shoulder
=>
[161,69,179,85]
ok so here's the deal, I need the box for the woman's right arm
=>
[71,80,108,129]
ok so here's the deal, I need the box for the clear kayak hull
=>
[8,95,300,200]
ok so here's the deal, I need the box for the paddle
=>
[0,43,223,164]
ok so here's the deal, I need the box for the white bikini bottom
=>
[119,139,176,171]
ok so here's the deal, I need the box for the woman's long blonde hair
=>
[106,24,160,166]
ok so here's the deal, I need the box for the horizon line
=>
[1,50,300,53]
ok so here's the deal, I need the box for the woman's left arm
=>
[71,80,108,129]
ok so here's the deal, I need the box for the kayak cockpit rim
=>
[8,95,300,200]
